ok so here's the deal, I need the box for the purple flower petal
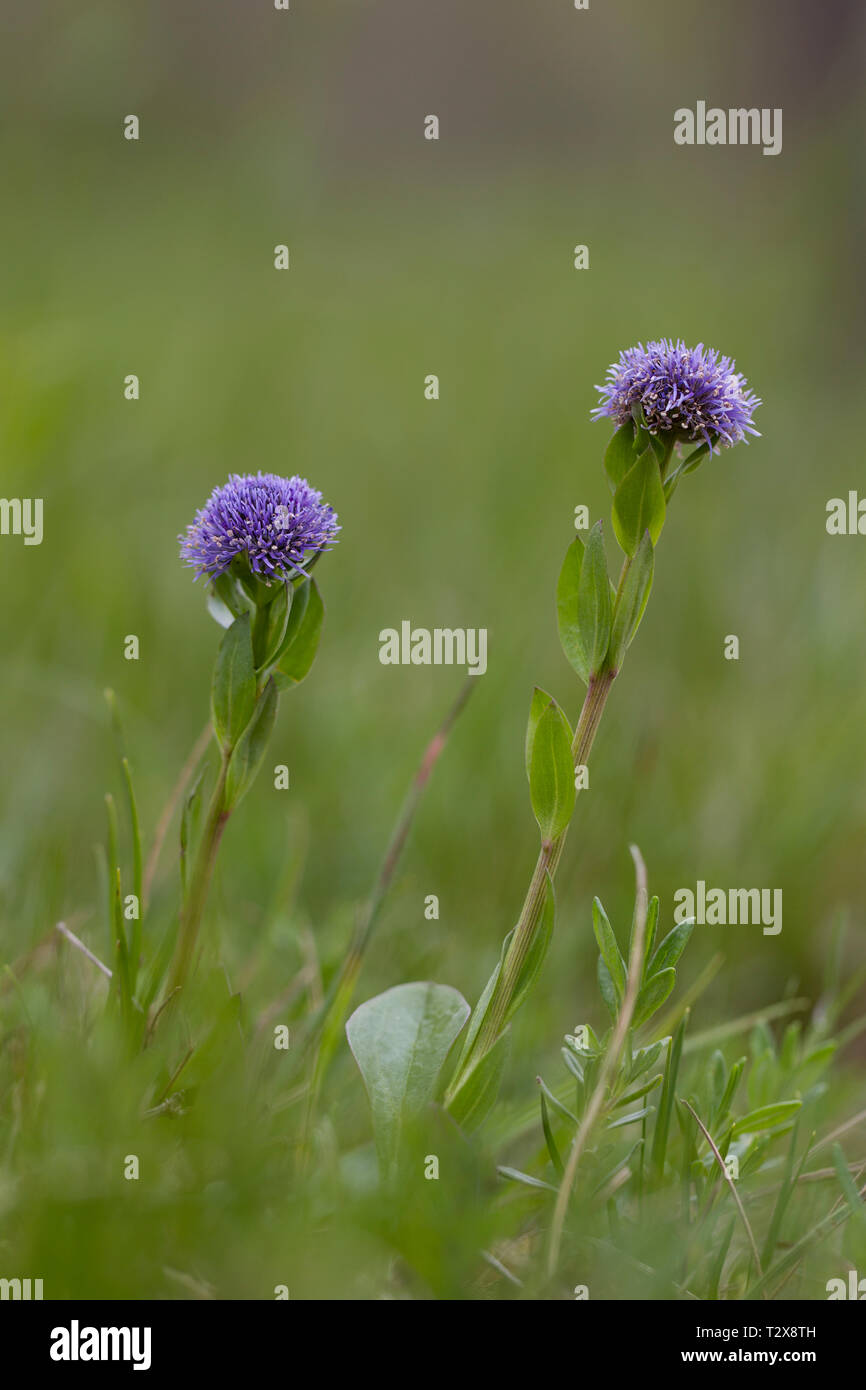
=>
[592,339,761,452]
[180,472,340,581]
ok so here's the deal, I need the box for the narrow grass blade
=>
[651,1009,688,1183]
[121,757,143,990]
[540,1091,564,1177]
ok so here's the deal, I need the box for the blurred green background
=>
[1,0,865,1297]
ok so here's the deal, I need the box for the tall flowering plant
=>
[347,341,761,1174]
[444,340,761,1112]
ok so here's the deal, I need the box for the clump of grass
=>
[492,855,866,1298]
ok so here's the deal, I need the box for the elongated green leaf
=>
[604,420,637,492]
[275,578,324,685]
[714,1056,746,1126]
[528,699,575,841]
[608,1105,654,1129]
[104,792,119,940]
[665,441,712,501]
[709,1049,727,1110]
[651,1011,688,1181]
[211,612,256,750]
[497,1165,558,1194]
[110,862,131,1013]
[561,1046,585,1083]
[448,1027,511,1133]
[646,919,695,979]
[556,537,589,684]
[732,1100,802,1136]
[451,955,503,1080]
[576,520,612,678]
[258,580,292,671]
[631,404,650,456]
[346,982,471,1175]
[750,1020,776,1060]
[277,577,310,654]
[614,1072,662,1108]
[525,687,554,781]
[798,1042,837,1084]
[629,1038,664,1081]
[224,678,279,810]
[121,756,143,989]
[639,894,660,974]
[538,1075,577,1124]
[608,530,654,673]
[633,967,676,1029]
[648,433,668,467]
[780,1021,801,1070]
[540,1091,564,1176]
[680,442,711,475]
[592,898,626,1001]
[612,448,666,556]
[597,955,618,1021]
[556,528,613,682]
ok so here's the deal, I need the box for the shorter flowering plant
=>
[162,471,340,1004]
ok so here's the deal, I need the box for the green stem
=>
[446,661,618,1103]
[163,748,231,1001]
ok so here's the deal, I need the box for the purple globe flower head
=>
[180,472,340,582]
[592,339,761,453]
